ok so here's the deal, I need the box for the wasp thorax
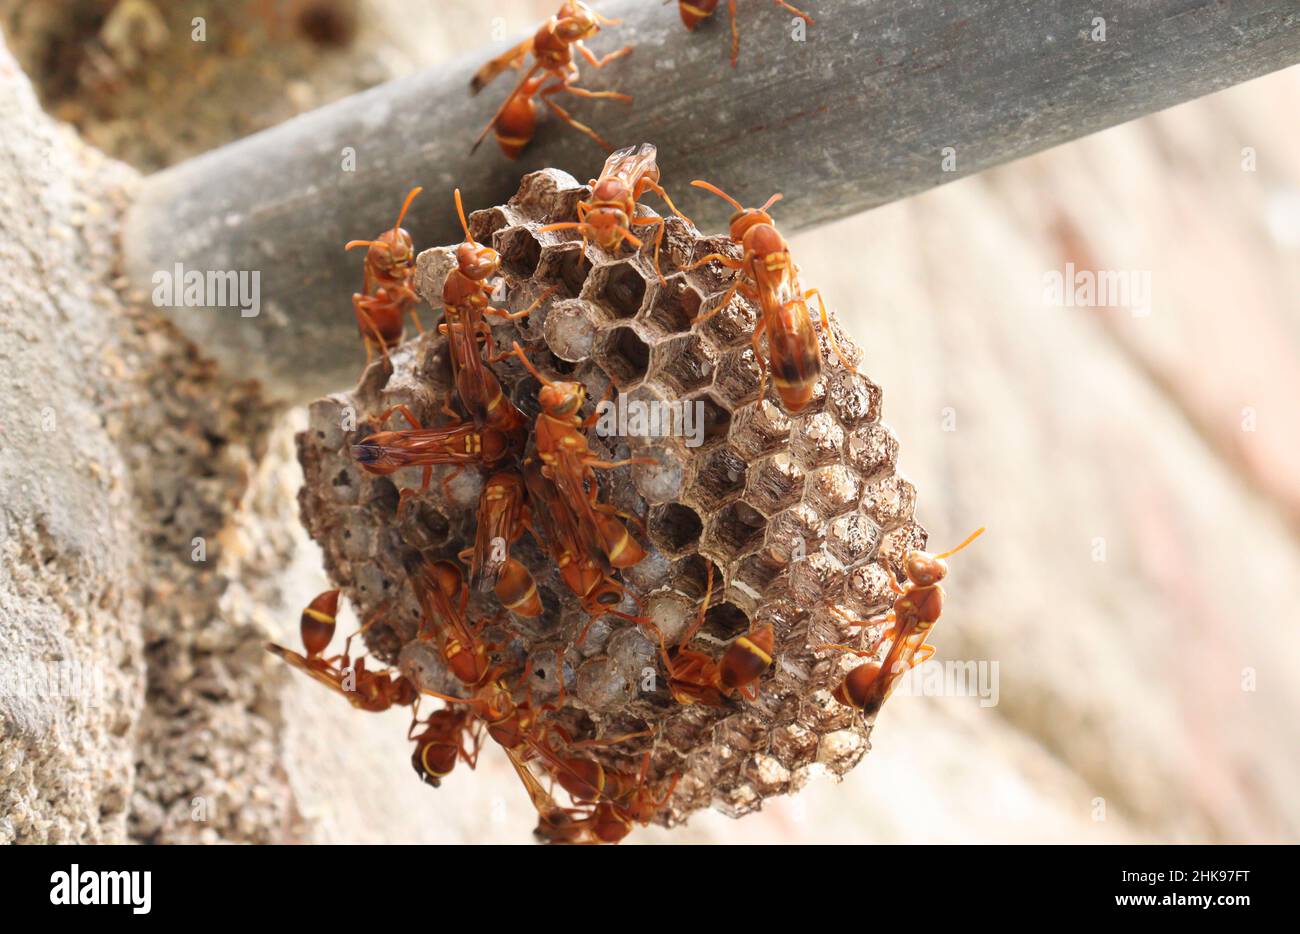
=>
[742,222,786,258]
[457,241,501,280]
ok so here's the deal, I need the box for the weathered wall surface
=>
[0,32,143,843]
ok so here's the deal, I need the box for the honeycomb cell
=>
[595,325,651,389]
[729,399,791,460]
[846,422,900,480]
[844,561,896,617]
[543,298,599,363]
[644,274,702,336]
[861,474,917,529]
[632,442,688,503]
[734,551,787,600]
[703,500,767,557]
[806,464,862,517]
[790,550,847,614]
[647,502,703,557]
[467,206,511,245]
[765,502,826,562]
[789,411,844,470]
[691,392,733,448]
[688,445,747,512]
[587,259,649,320]
[713,346,762,409]
[701,600,751,640]
[686,236,742,293]
[537,242,594,296]
[826,511,882,567]
[645,591,698,644]
[575,656,635,712]
[828,369,882,428]
[653,332,715,396]
[743,453,805,517]
[697,288,759,350]
[494,225,542,279]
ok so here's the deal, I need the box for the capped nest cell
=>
[296,168,927,832]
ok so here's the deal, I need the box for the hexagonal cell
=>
[647,502,703,557]
[826,512,881,567]
[686,236,742,293]
[828,370,882,429]
[586,258,649,320]
[688,445,747,511]
[701,600,751,640]
[468,206,511,244]
[671,553,723,601]
[697,289,759,350]
[843,561,896,617]
[652,332,715,396]
[878,521,929,570]
[691,392,733,448]
[845,422,899,480]
[790,549,846,608]
[765,502,826,561]
[860,475,917,529]
[734,551,787,601]
[789,411,845,470]
[494,225,542,279]
[713,346,762,409]
[729,399,791,460]
[543,299,599,363]
[632,441,688,503]
[595,325,651,389]
[703,500,767,557]
[743,453,806,517]
[537,242,593,296]
[644,274,702,335]
[806,465,863,518]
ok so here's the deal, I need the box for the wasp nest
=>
[297,168,927,831]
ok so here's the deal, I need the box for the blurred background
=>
[2,0,1296,843]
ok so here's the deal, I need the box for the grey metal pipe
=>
[122,0,1300,401]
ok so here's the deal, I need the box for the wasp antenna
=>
[344,239,381,251]
[454,188,477,245]
[760,192,784,212]
[690,180,744,212]
[935,526,986,560]
[510,341,555,388]
[394,186,423,233]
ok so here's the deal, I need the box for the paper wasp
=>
[471,2,632,157]
[679,1,815,68]
[687,180,851,414]
[820,528,986,717]
[345,187,423,363]
[538,143,692,283]
[266,590,418,713]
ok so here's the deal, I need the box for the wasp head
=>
[456,240,501,280]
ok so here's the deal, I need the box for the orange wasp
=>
[538,142,692,283]
[470,2,632,157]
[405,556,506,688]
[409,705,481,788]
[266,590,418,713]
[820,528,986,717]
[529,744,678,845]
[441,189,549,446]
[344,186,423,363]
[352,403,513,507]
[679,1,815,68]
[511,341,652,573]
[460,471,543,618]
[687,180,850,414]
[657,563,774,706]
